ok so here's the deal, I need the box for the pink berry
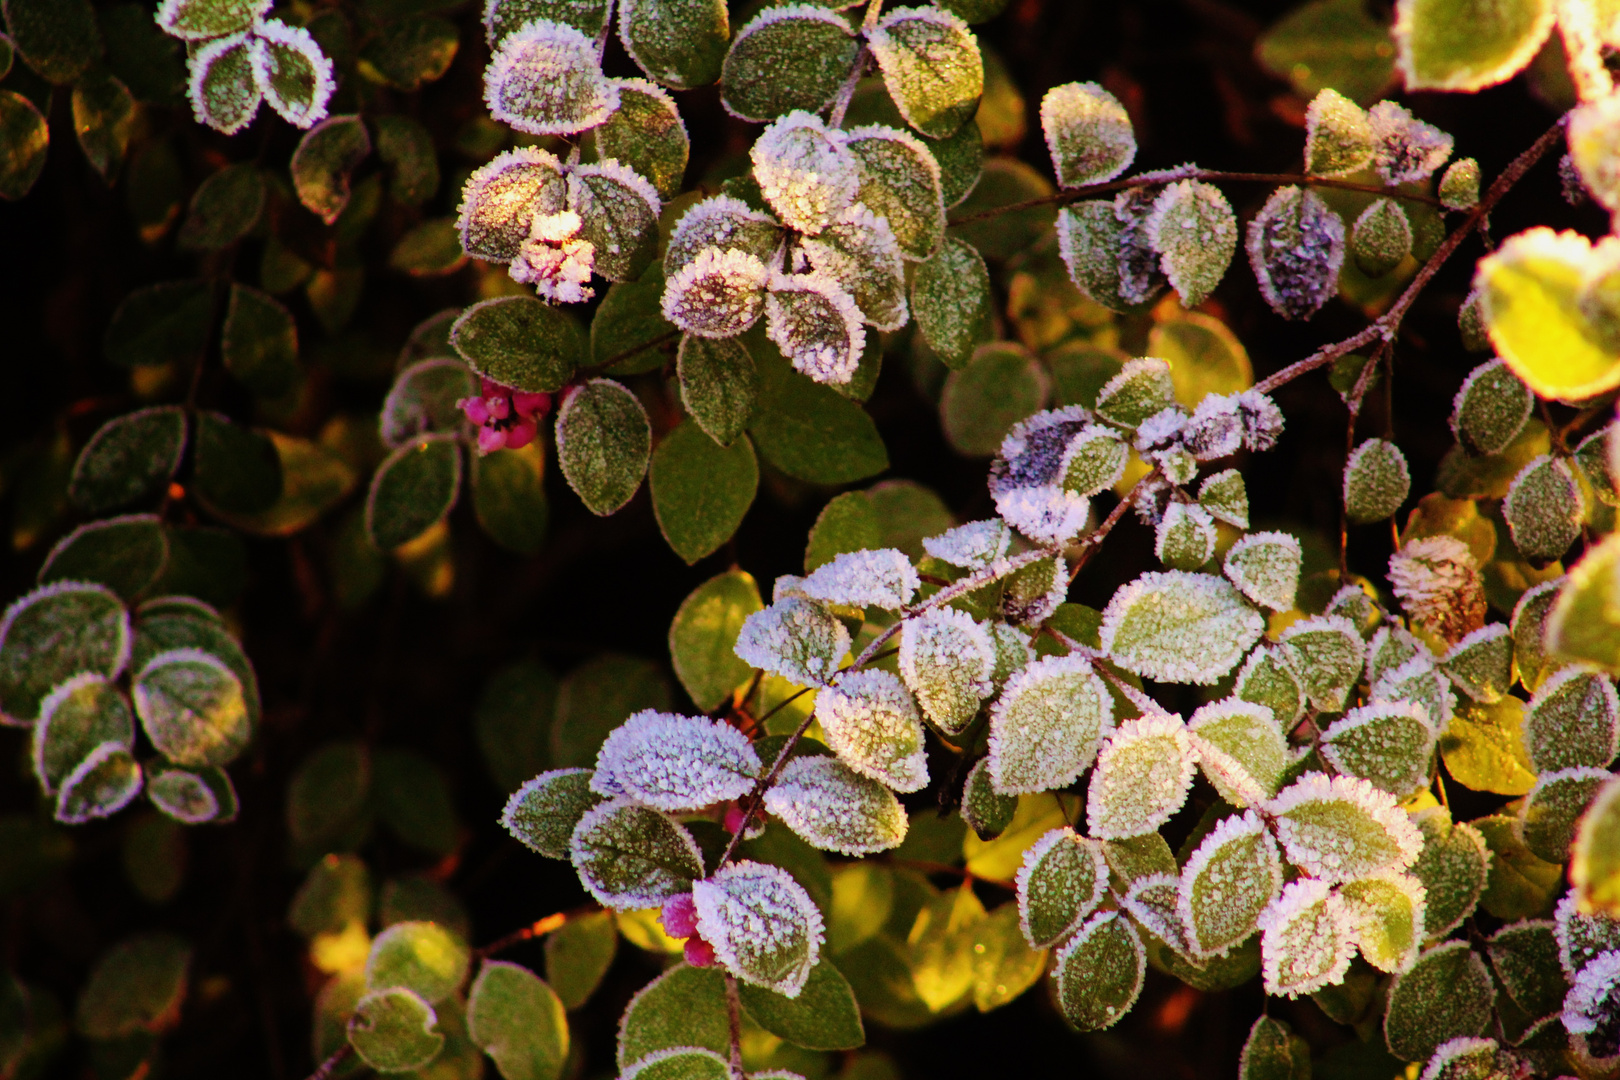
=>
[477,426,507,454]
[485,396,510,421]
[683,937,716,968]
[513,391,550,417]
[660,892,699,939]
[459,397,490,426]
[505,418,537,450]
[723,803,749,835]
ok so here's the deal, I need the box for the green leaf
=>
[501,768,602,859]
[1181,810,1283,959]
[569,798,703,909]
[359,15,458,91]
[624,1048,729,1080]
[1474,813,1562,920]
[132,602,261,728]
[1546,533,1620,673]
[868,6,981,140]
[1279,615,1365,712]
[1348,198,1411,278]
[1145,180,1237,308]
[474,660,557,794]
[568,160,662,283]
[374,115,439,206]
[1040,81,1134,188]
[1013,828,1105,948]
[382,360,477,448]
[845,124,946,263]
[147,762,232,824]
[693,859,824,996]
[72,68,133,181]
[617,963,729,1068]
[584,79,688,200]
[1053,912,1144,1031]
[194,412,283,516]
[472,443,548,556]
[1410,808,1489,938]
[1520,765,1609,863]
[1239,1016,1310,1080]
[1222,532,1301,613]
[677,335,756,448]
[154,0,265,40]
[738,958,863,1051]
[389,218,467,278]
[551,653,672,767]
[1187,699,1292,807]
[670,570,762,712]
[1088,715,1198,840]
[222,285,300,399]
[1339,873,1425,973]
[987,655,1111,795]
[1393,0,1552,91]
[188,35,260,135]
[1488,920,1569,1018]
[39,514,168,601]
[286,740,370,852]
[1450,358,1531,455]
[456,149,567,264]
[591,265,676,377]
[1504,454,1582,562]
[1439,624,1513,704]
[959,758,1016,842]
[374,749,457,855]
[1523,666,1618,773]
[486,20,618,135]
[1319,702,1435,799]
[721,6,857,122]
[452,297,584,395]
[466,961,568,1080]
[1099,570,1266,685]
[348,987,443,1073]
[133,647,251,768]
[255,19,334,128]
[1440,697,1536,796]
[485,0,611,43]
[969,900,1045,1012]
[802,492,880,574]
[1269,772,1422,883]
[911,235,992,369]
[1574,774,1620,913]
[55,741,142,823]
[365,434,462,550]
[1383,940,1494,1063]
[940,344,1049,456]
[1256,0,1396,104]
[2,0,99,84]
[650,422,757,563]
[747,345,888,484]
[31,673,133,793]
[177,163,266,251]
[366,921,469,1005]
[103,279,213,369]
[74,932,190,1038]
[291,115,370,226]
[0,581,130,725]
[0,88,47,199]
[556,379,651,516]
[544,910,617,1010]
[618,0,727,90]
[762,755,906,855]
[1094,357,1175,429]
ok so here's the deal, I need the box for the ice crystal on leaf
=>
[1304,89,1375,178]
[664,195,783,277]
[1267,773,1423,883]
[662,248,770,339]
[1343,438,1411,524]
[1388,536,1487,645]
[1145,180,1237,308]
[733,597,850,688]
[899,608,994,735]
[814,670,928,792]
[501,767,601,859]
[249,20,335,129]
[1257,878,1357,997]
[1279,614,1365,712]
[570,798,704,910]
[1523,665,1619,773]
[1222,531,1302,612]
[1556,893,1620,978]
[1187,699,1292,806]
[1060,425,1128,498]
[1564,950,1620,1060]
[1418,1039,1513,1080]
[987,654,1113,795]
[750,112,859,236]
[692,860,825,998]
[509,210,596,302]
[1339,870,1426,975]
[987,407,1093,545]
[1372,655,1456,733]
[1367,624,1423,685]
[1181,393,1243,461]
[1450,359,1532,456]
[761,756,907,855]
[1246,186,1346,321]
[188,35,261,135]
[1132,406,1188,457]
[798,204,909,331]
[844,124,947,262]
[1086,714,1197,840]
[1155,502,1216,571]
[1179,810,1283,959]
[763,271,867,385]
[1200,468,1250,529]
[1237,391,1284,451]
[1040,81,1136,189]
[1319,701,1436,799]
[1437,623,1513,705]
[1119,872,1192,956]
[1016,828,1108,949]
[1234,645,1306,728]
[566,160,662,283]
[1054,912,1146,1031]
[590,711,760,811]
[1099,570,1266,685]
[921,519,1011,569]
[456,148,567,263]
[1504,454,1584,563]
[801,548,919,610]
[1367,101,1454,185]
[484,20,621,137]
[1096,358,1176,430]
[156,0,273,40]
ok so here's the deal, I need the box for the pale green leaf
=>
[1393,0,1553,91]
[1052,912,1143,1030]
[466,960,568,1080]
[556,379,651,516]
[867,6,981,140]
[569,798,703,910]
[1383,940,1494,1062]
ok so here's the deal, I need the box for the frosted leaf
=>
[798,203,909,331]
[1279,614,1365,712]
[719,4,859,122]
[1145,180,1238,308]
[1351,198,1413,278]
[921,519,1010,569]
[1385,940,1496,1063]
[733,597,850,687]
[485,0,612,43]
[1152,503,1215,572]
[590,711,760,811]
[1114,188,1170,306]
[1187,699,1292,807]
[1450,359,1532,456]
[1556,892,1620,978]
[800,548,919,610]
[1439,158,1481,211]
[623,1048,730,1080]
[1059,425,1128,498]
[1564,949,1620,1060]
[188,34,261,135]
[1134,406,1189,461]
[485,19,619,136]
[1368,101,1453,185]
[865,6,982,140]
[1056,201,1137,312]
[1304,89,1375,178]
[1245,185,1346,321]
[987,654,1112,794]
[1504,454,1583,563]
[662,248,769,339]
[1389,536,1487,644]
[31,673,134,795]
[899,608,994,735]
[1086,715,1197,840]
[664,195,783,278]
[1015,828,1107,948]
[1223,531,1302,612]
[456,148,567,263]
[813,670,927,792]
[501,768,602,859]
[566,160,662,283]
[570,798,704,909]
[55,741,143,825]
[750,111,859,236]
[1180,393,1243,461]
[1053,912,1146,1031]
[1521,766,1610,865]
[1119,873,1191,956]
[987,406,1093,545]
[1523,665,1619,773]
[1237,391,1284,451]
[1368,627,1428,687]
[961,757,1017,840]
[1411,809,1489,940]
[1257,878,1357,997]
[762,755,907,855]
[1040,82,1136,188]
[763,271,867,386]
[1419,1038,1511,1080]
[1094,358,1175,430]
[988,623,1034,690]
[1199,469,1249,529]
[1372,654,1456,733]
[845,124,946,262]
[692,860,825,998]
[1179,809,1283,959]
[1319,702,1436,799]
[1325,584,1380,637]
[1343,438,1411,524]
[248,19,334,130]
[1234,645,1306,729]
[156,0,271,40]
[1439,623,1513,704]
[1267,772,1423,883]
[1512,577,1563,693]
[1099,570,1266,685]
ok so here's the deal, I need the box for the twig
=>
[307,1045,353,1080]
[471,910,573,960]
[574,327,682,381]
[724,974,745,1079]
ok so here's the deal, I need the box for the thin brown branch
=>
[724,975,745,1079]
[471,910,574,960]
[575,327,682,381]
[307,1045,353,1080]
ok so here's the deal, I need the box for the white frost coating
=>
[248,19,335,129]
[814,670,928,792]
[455,147,566,262]
[0,580,133,726]
[1143,179,1237,305]
[762,755,907,855]
[188,34,260,134]
[1237,390,1285,451]
[570,157,663,220]
[1015,828,1107,948]
[1059,425,1128,497]
[993,485,1089,548]
[1564,949,1620,1039]
[733,597,850,688]
[799,203,909,331]
[1371,654,1455,733]
[1318,700,1436,798]
[1222,531,1302,612]
[1118,873,1190,955]
[764,270,867,385]
[1257,878,1357,997]
[1555,893,1620,977]
[1366,624,1424,685]
[1040,81,1136,188]
[1245,185,1346,321]
[1279,613,1366,712]
[1098,570,1267,685]
[1340,869,1427,974]
[1187,698,1290,807]
[590,710,760,810]
[662,248,769,338]
[801,548,919,610]
[665,195,781,275]
[899,607,994,734]
[1266,772,1423,882]
[485,19,620,136]
[987,654,1114,795]
[623,1048,732,1080]
[1133,406,1187,453]
[750,111,860,236]
[54,740,142,825]
[509,210,597,302]
[1177,809,1283,959]
[692,860,825,998]
[1154,502,1216,567]
[987,406,1094,545]
[1086,714,1198,840]
[569,797,703,909]
[156,0,273,39]
[1418,1039,1502,1080]
[1181,393,1243,460]
[1368,101,1454,185]
[922,519,1011,569]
